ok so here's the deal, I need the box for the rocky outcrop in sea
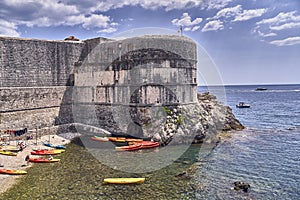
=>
[152,92,244,145]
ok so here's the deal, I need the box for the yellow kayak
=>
[104,178,145,184]
[1,146,20,152]
[0,151,17,156]
[0,169,27,175]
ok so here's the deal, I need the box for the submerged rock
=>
[233,181,251,192]
[175,171,190,179]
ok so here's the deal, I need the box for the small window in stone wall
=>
[193,77,196,83]
[170,60,176,68]
[108,48,113,60]
[127,44,134,51]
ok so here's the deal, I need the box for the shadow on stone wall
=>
[55,43,194,139]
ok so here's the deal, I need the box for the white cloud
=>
[206,5,267,33]
[263,32,277,37]
[0,0,118,36]
[257,11,300,25]
[269,36,300,46]
[0,0,213,37]
[98,27,117,33]
[211,5,267,22]
[212,5,242,19]
[233,8,267,22]
[202,0,234,10]
[255,30,277,37]
[81,14,111,29]
[171,12,202,32]
[94,0,204,12]
[255,11,300,40]
[269,22,300,31]
[202,20,224,32]
[0,19,19,37]
[191,25,201,31]
[172,13,202,27]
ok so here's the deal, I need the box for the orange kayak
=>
[0,169,27,175]
[130,141,160,149]
[108,137,126,142]
[108,137,144,143]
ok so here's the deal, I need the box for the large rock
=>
[152,92,244,144]
[234,181,251,192]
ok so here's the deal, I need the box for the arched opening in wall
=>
[127,84,179,139]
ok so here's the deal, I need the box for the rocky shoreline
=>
[150,92,244,145]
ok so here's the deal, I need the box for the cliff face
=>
[151,92,244,145]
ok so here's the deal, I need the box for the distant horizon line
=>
[197,83,300,87]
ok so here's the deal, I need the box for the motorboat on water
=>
[236,102,250,108]
[256,87,267,91]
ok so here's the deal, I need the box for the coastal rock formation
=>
[152,92,244,145]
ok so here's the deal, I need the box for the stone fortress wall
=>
[0,37,83,134]
[0,35,197,136]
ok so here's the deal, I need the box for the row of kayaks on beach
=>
[1,138,146,184]
[0,145,23,156]
[0,142,66,175]
[91,135,160,151]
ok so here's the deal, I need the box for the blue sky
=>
[0,0,299,85]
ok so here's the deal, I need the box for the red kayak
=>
[29,158,60,163]
[115,144,142,151]
[30,149,64,155]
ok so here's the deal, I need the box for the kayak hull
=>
[131,141,160,149]
[115,144,141,151]
[91,136,109,142]
[0,169,27,175]
[43,142,66,149]
[31,149,64,155]
[0,151,17,156]
[29,158,60,163]
[104,178,145,184]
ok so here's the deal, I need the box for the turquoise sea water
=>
[195,84,300,199]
